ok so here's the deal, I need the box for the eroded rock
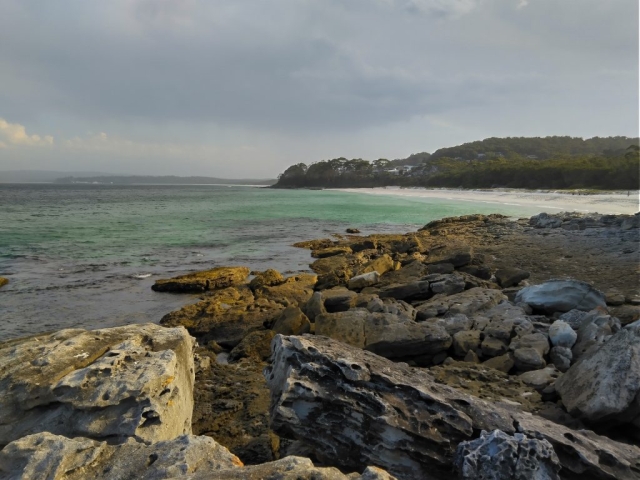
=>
[515,279,607,314]
[152,267,250,293]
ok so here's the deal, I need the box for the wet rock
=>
[572,308,621,360]
[348,271,380,290]
[0,432,243,480]
[549,346,572,372]
[311,246,353,258]
[272,307,311,336]
[346,228,361,234]
[548,320,577,348]
[495,267,530,288]
[0,277,8,288]
[152,266,250,293]
[515,279,607,314]
[0,324,195,447]
[267,334,640,480]
[415,287,507,320]
[454,429,560,480]
[556,321,640,431]
[249,269,284,290]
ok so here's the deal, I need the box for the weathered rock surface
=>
[571,308,621,360]
[495,267,530,288]
[515,279,607,314]
[182,456,397,480]
[152,266,250,293]
[0,324,195,447]
[249,269,285,290]
[272,306,311,336]
[348,271,380,290]
[0,432,242,480]
[266,334,640,480]
[454,429,560,480]
[556,321,640,430]
[548,320,577,348]
[415,287,506,320]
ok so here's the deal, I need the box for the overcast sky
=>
[0,0,638,178]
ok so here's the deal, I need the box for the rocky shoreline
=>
[1,211,639,479]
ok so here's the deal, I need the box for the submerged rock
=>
[0,276,8,288]
[515,279,606,314]
[454,429,560,480]
[152,266,250,293]
[266,334,640,480]
[0,324,195,447]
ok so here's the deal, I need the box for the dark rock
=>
[458,265,492,280]
[346,228,361,234]
[415,287,507,320]
[549,346,572,372]
[425,243,473,267]
[454,429,560,480]
[572,308,621,360]
[322,288,357,312]
[482,353,515,373]
[495,267,530,288]
[303,291,326,321]
[427,263,455,274]
[152,266,250,293]
[266,334,640,480]
[229,330,276,363]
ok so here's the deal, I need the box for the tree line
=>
[274,137,639,190]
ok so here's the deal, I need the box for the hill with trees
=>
[274,136,639,190]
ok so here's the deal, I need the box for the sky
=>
[0,0,638,178]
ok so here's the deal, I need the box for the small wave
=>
[132,273,152,279]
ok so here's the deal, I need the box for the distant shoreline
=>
[329,186,640,215]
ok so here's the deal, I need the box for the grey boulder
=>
[515,279,606,314]
[548,320,577,348]
[454,429,560,480]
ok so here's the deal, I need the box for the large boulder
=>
[415,287,507,320]
[348,271,380,290]
[152,266,250,293]
[266,334,640,480]
[425,243,472,267]
[454,429,560,480]
[0,324,195,447]
[495,268,530,288]
[571,308,621,360]
[556,321,640,431]
[249,269,285,290]
[514,279,606,314]
[0,433,394,480]
[548,320,577,348]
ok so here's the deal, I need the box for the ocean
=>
[0,184,544,340]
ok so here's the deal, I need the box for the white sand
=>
[331,187,639,215]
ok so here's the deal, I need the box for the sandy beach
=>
[332,187,640,215]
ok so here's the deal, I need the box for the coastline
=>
[329,187,640,215]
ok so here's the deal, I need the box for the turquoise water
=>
[0,184,542,339]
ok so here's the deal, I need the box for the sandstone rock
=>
[0,433,242,480]
[453,330,482,356]
[454,429,560,480]
[378,280,432,302]
[0,277,8,288]
[514,279,607,314]
[249,269,284,290]
[228,330,276,363]
[378,260,427,286]
[549,346,572,372]
[357,254,395,276]
[556,321,640,430]
[495,267,530,288]
[481,335,508,357]
[267,334,640,480]
[0,324,194,447]
[184,456,397,480]
[272,307,311,336]
[548,320,577,348]
[425,243,473,267]
[415,287,507,320]
[322,287,357,312]
[348,271,380,290]
[572,308,621,360]
[152,266,250,293]
[315,309,369,348]
[311,246,353,258]
[161,287,282,348]
[518,366,561,392]
[303,291,326,321]
[482,353,515,373]
[366,296,417,321]
[255,273,317,307]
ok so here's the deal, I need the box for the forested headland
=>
[274,136,640,190]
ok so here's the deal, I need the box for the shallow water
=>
[0,184,545,340]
